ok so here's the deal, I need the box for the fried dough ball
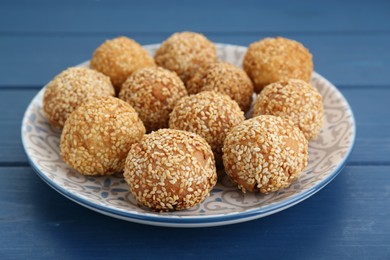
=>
[169,91,245,164]
[222,115,308,193]
[243,37,313,93]
[90,36,155,91]
[186,64,210,95]
[187,62,254,112]
[60,96,145,176]
[124,129,217,211]
[119,67,187,132]
[253,79,323,141]
[154,32,217,84]
[43,67,115,128]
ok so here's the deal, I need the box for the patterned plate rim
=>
[21,43,356,227]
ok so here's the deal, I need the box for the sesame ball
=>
[243,37,313,93]
[222,115,308,193]
[154,32,217,84]
[124,129,217,212]
[253,79,323,141]
[186,63,211,95]
[90,36,155,91]
[119,67,187,132]
[169,91,245,164]
[43,67,115,128]
[60,96,145,176]
[187,62,254,112]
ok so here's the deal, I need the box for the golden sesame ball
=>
[154,32,218,84]
[169,91,245,164]
[243,37,313,93]
[119,67,187,132]
[60,96,145,176]
[187,62,254,112]
[90,36,155,91]
[124,129,217,212]
[43,67,115,128]
[186,63,213,95]
[222,115,308,194]
[253,79,323,141]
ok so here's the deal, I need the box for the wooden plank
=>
[0,0,389,34]
[0,90,37,164]
[0,165,389,259]
[341,88,390,165]
[1,34,390,87]
[1,88,389,165]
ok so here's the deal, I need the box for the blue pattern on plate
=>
[21,44,356,227]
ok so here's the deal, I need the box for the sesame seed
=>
[43,67,115,128]
[60,96,146,176]
[187,62,254,112]
[154,32,217,84]
[90,36,155,91]
[169,91,244,165]
[119,67,187,132]
[252,79,323,141]
[222,115,308,194]
[243,37,313,93]
[123,129,217,212]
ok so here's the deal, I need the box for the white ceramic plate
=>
[21,43,356,227]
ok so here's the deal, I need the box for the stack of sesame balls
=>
[43,32,323,212]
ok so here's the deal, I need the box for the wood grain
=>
[1,35,390,87]
[0,166,388,259]
[1,1,389,259]
[1,0,389,34]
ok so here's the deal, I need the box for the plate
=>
[21,43,356,227]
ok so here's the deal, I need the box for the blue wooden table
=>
[1,0,389,259]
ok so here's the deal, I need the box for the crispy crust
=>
[187,62,254,112]
[60,96,145,175]
[222,115,308,193]
[253,79,323,141]
[43,67,115,128]
[169,91,245,164]
[119,67,187,132]
[90,36,155,91]
[124,129,217,211]
[154,32,217,84]
[186,63,215,95]
[243,37,313,93]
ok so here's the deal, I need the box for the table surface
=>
[1,0,390,259]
